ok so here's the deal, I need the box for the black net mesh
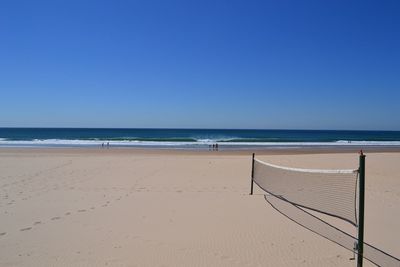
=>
[253,159,358,225]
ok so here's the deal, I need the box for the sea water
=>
[1,128,400,149]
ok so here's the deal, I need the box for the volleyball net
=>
[253,158,358,225]
[250,154,400,267]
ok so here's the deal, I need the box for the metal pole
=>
[357,151,366,267]
[250,153,255,195]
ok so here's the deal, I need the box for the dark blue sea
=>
[1,128,400,149]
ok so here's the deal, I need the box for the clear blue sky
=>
[0,0,399,130]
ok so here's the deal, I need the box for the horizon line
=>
[0,127,399,132]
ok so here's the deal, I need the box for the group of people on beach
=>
[209,143,219,151]
[101,142,110,148]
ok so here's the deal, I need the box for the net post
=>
[357,150,366,267]
[250,153,255,195]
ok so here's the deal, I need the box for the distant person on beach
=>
[107,142,110,148]
[102,143,104,148]
[216,143,219,151]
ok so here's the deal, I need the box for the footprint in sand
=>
[34,221,42,225]
[0,232,6,236]
[51,216,61,221]
[78,209,86,212]
[20,227,32,231]
[65,212,71,216]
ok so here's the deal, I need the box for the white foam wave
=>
[194,137,238,142]
[195,139,216,143]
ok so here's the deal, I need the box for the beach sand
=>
[0,148,399,266]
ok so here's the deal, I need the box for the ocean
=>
[1,128,400,149]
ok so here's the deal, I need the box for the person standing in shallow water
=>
[215,143,219,151]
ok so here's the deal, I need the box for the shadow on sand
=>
[264,194,400,267]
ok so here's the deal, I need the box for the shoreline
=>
[1,146,400,156]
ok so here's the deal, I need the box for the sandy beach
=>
[0,148,399,266]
